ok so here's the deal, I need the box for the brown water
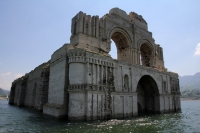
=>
[0,100,200,133]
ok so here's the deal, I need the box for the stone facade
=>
[9,8,181,120]
[9,62,49,111]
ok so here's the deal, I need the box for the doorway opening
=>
[137,75,160,114]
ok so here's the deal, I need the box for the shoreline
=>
[1,97,199,101]
[0,97,7,100]
[181,98,200,101]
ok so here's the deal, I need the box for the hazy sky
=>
[0,0,200,90]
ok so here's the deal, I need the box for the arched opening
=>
[110,31,130,62]
[110,41,117,59]
[140,43,152,67]
[124,74,129,92]
[136,75,160,114]
[137,102,143,112]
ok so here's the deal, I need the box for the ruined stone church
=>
[9,8,181,120]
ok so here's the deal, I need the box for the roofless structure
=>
[9,8,181,120]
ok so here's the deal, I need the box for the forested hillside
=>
[179,72,200,99]
[0,88,10,97]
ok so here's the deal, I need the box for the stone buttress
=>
[9,8,181,120]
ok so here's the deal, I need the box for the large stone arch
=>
[107,27,133,62]
[136,75,160,114]
[138,39,154,50]
[138,39,155,67]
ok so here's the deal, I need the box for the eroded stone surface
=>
[9,8,181,120]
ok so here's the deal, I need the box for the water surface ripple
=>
[0,100,200,133]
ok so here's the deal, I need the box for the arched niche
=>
[136,75,160,114]
[123,74,129,91]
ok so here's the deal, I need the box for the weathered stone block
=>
[9,8,181,121]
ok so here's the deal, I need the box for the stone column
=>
[95,16,99,38]
[83,13,87,34]
[97,64,99,90]
[88,15,92,36]
[92,63,95,87]
[92,16,96,37]
[133,49,137,64]
[77,12,84,33]
[138,50,141,65]
[85,59,89,88]
[101,64,103,88]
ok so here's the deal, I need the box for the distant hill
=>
[179,72,200,91]
[0,88,10,97]
[179,72,200,99]
[1,73,199,98]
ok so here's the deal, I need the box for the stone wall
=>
[9,62,49,111]
[9,8,181,121]
[43,44,69,118]
[66,48,180,120]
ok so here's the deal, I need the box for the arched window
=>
[109,40,117,59]
[140,43,152,67]
[109,31,130,62]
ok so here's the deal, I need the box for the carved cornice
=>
[68,48,86,63]
[68,84,115,92]
[86,57,114,67]
[67,49,115,68]
[111,92,137,96]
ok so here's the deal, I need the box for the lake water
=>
[0,100,200,133]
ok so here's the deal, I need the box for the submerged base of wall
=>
[43,103,67,118]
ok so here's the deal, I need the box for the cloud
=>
[194,43,200,56]
[15,73,24,79]
[0,73,24,90]
[0,72,12,90]
[1,72,11,76]
[0,81,11,90]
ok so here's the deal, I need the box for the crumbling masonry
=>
[9,8,181,120]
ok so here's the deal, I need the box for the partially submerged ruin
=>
[9,8,181,120]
